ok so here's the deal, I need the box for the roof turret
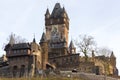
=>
[45,8,50,19]
[9,33,15,45]
[40,32,47,43]
[69,40,75,48]
[33,38,36,43]
[63,7,65,12]
[54,3,61,9]
[110,51,115,58]
[51,3,68,18]
[62,7,69,19]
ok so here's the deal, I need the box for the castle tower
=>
[31,38,37,52]
[9,33,15,45]
[69,40,76,54]
[109,51,118,75]
[110,51,116,67]
[31,38,42,71]
[39,32,48,70]
[45,3,69,46]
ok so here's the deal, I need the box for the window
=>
[23,50,26,53]
[14,50,16,54]
[21,50,23,53]
[16,50,19,53]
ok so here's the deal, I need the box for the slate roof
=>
[9,34,15,45]
[50,3,68,19]
[40,32,47,42]
[110,51,115,58]
[33,38,36,43]
[45,8,50,16]
[12,43,30,50]
[69,40,75,48]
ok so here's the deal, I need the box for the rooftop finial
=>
[33,33,36,43]
[34,33,35,38]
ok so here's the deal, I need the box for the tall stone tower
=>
[45,3,69,46]
[39,32,48,70]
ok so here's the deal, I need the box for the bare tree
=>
[15,35,27,43]
[7,33,27,44]
[97,47,112,57]
[2,33,27,50]
[75,34,96,61]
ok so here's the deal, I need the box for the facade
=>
[79,51,118,76]
[0,3,118,77]
[44,3,118,76]
[4,36,43,77]
[45,3,80,71]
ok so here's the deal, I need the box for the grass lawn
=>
[0,77,86,80]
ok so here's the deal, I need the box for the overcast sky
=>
[0,0,120,75]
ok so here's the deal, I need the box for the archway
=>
[20,65,25,77]
[13,66,18,77]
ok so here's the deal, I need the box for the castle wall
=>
[78,62,95,73]
[48,54,79,70]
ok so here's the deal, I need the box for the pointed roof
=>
[69,40,75,48]
[63,7,65,12]
[33,38,36,43]
[54,3,61,9]
[40,32,47,42]
[110,51,115,58]
[51,3,63,18]
[49,3,69,19]
[45,8,50,16]
[62,7,67,15]
[9,33,15,45]
[62,7,69,19]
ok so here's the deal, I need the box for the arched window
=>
[13,66,18,77]
[20,65,25,77]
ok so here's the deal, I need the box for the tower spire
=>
[69,40,75,48]
[40,32,47,43]
[45,3,69,46]
[33,33,36,43]
[45,8,50,19]
[9,33,15,45]
[69,40,76,54]
[110,51,115,58]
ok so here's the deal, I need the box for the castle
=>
[0,3,118,77]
